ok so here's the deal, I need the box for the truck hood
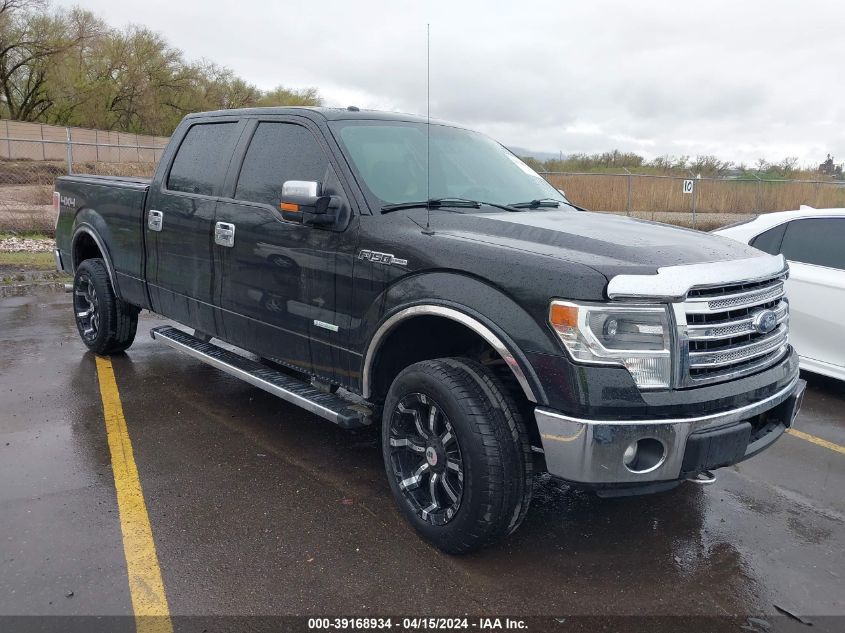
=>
[435,209,764,279]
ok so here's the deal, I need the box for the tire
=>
[72,258,139,354]
[381,358,533,554]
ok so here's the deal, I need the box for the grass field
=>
[0,250,55,269]
[0,234,62,289]
[545,173,845,228]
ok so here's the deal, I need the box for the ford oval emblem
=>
[752,309,778,334]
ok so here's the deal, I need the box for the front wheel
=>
[73,258,139,354]
[382,358,533,554]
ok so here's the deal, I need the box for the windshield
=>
[329,120,568,209]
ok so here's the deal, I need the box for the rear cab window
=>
[167,122,239,195]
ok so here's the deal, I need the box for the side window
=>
[235,122,329,208]
[167,122,238,195]
[750,224,786,255]
[780,218,845,270]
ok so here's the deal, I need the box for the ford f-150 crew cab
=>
[54,107,806,553]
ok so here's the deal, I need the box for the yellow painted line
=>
[786,428,845,455]
[95,356,173,633]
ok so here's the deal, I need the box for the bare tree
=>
[0,1,321,134]
[0,0,84,120]
[257,85,321,107]
[40,8,106,125]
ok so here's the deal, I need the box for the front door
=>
[145,119,243,334]
[214,119,359,384]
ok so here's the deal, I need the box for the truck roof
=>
[185,106,457,126]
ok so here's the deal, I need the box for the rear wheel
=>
[382,358,533,553]
[73,258,138,354]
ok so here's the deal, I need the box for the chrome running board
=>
[150,325,371,429]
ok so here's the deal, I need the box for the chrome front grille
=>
[676,274,790,386]
[690,282,784,312]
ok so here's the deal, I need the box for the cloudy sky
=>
[56,0,844,165]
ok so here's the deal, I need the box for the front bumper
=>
[535,373,806,485]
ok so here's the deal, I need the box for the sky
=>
[55,0,844,166]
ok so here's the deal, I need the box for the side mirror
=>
[279,180,334,226]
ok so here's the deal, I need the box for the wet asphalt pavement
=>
[1,292,844,625]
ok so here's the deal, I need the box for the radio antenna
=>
[423,23,433,235]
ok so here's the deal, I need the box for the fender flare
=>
[71,224,119,296]
[361,304,540,403]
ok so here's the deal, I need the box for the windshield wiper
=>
[507,198,562,209]
[381,198,481,214]
[477,200,524,213]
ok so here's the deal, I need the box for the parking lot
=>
[1,291,844,631]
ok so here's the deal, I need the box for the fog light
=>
[623,438,666,474]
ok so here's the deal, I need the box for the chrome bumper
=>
[536,374,804,485]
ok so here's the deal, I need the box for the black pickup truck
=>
[54,107,805,553]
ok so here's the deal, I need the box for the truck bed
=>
[54,173,152,308]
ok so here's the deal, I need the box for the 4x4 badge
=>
[358,250,408,267]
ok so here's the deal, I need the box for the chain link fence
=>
[2,120,845,234]
[0,121,167,233]
[541,171,845,230]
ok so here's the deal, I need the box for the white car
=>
[714,207,845,381]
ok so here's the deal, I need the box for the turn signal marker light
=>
[549,303,578,328]
[280,202,300,212]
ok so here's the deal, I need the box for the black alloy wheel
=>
[381,358,533,553]
[71,258,139,354]
[387,392,464,525]
[73,271,100,342]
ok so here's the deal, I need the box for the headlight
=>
[549,300,673,389]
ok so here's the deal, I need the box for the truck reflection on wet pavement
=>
[1,293,843,620]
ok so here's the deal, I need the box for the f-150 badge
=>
[358,250,408,267]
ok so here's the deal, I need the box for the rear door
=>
[777,217,845,371]
[213,117,360,383]
[145,118,244,334]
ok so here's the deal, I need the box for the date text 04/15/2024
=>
[307,617,528,630]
